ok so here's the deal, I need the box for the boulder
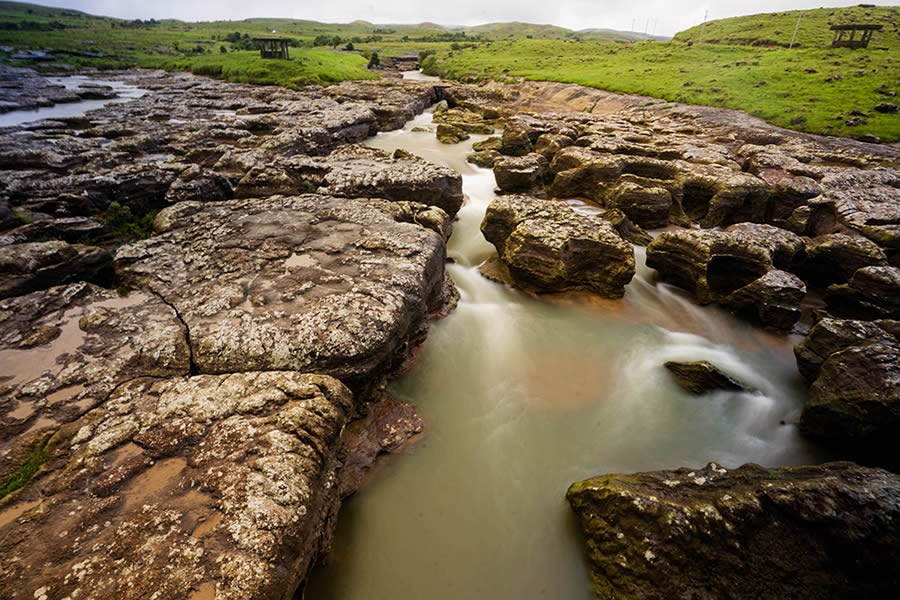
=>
[567,461,900,600]
[794,318,895,382]
[801,341,900,465]
[0,371,353,600]
[607,181,672,229]
[436,123,469,144]
[533,132,573,162]
[164,165,234,205]
[598,208,653,246]
[721,269,807,330]
[466,150,501,169]
[115,195,449,396]
[480,195,635,297]
[802,233,888,287]
[309,145,464,217]
[0,241,112,299]
[825,266,900,320]
[499,120,533,156]
[663,360,751,394]
[492,153,550,194]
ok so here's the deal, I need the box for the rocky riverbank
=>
[434,79,900,596]
[0,68,458,599]
[1,64,899,599]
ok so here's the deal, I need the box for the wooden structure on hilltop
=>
[254,38,289,59]
[830,24,882,49]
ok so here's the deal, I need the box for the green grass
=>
[0,1,898,140]
[0,437,50,501]
[424,6,900,142]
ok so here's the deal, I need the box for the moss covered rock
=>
[567,461,900,600]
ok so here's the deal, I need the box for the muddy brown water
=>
[306,85,827,599]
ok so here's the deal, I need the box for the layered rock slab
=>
[480,195,635,298]
[0,371,352,600]
[567,461,900,600]
[115,194,448,394]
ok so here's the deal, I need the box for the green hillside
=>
[424,5,900,142]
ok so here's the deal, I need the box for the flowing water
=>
[308,83,827,599]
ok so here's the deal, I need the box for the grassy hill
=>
[0,1,897,141]
[423,5,900,142]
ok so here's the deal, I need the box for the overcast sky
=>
[29,1,900,37]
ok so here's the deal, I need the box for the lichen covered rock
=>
[567,461,900,600]
[481,195,635,297]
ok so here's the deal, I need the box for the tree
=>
[368,52,380,68]
[344,42,354,51]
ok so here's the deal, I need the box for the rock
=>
[549,147,622,201]
[874,103,898,113]
[164,165,234,205]
[801,341,900,465]
[533,133,573,161]
[327,79,437,131]
[0,241,112,299]
[311,145,464,217]
[663,360,751,394]
[0,371,353,600]
[721,269,807,329]
[115,194,449,396]
[607,181,672,229]
[466,149,501,169]
[802,233,888,287]
[432,106,494,134]
[0,217,105,247]
[436,122,469,144]
[794,318,895,382]
[480,195,635,297]
[646,224,806,328]
[598,208,653,246]
[825,266,900,320]
[567,461,900,600]
[472,136,502,152]
[499,120,533,156]
[492,153,549,193]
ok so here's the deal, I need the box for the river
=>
[307,74,827,599]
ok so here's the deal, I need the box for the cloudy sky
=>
[29,1,899,37]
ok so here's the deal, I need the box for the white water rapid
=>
[306,96,827,599]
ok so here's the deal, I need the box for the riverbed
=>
[306,89,827,598]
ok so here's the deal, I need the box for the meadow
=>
[1,1,898,140]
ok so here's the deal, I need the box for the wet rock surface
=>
[116,194,448,395]
[0,68,452,600]
[645,224,806,328]
[0,371,353,600]
[567,461,900,600]
[480,194,635,297]
[664,360,752,394]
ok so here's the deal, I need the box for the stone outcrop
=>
[825,266,900,320]
[794,318,900,468]
[567,461,900,600]
[663,360,751,394]
[646,224,807,328]
[0,371,352,600]
[116,194,449,395]
[492,153,550,194]
[480,195,635,297]
[0,240,112,299]
[801,233,888,287]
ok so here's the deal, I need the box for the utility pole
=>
[789,15,801,49]
[699,9,709,43]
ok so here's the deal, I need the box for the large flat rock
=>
[115,194,448,394]
[0,371,352,600]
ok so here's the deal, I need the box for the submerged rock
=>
[480,195,635,298]
[567,461,900,600]
[663,360,751,394]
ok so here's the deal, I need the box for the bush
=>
[368,52,380,68]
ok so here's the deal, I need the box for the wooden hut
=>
[253,38,290,59]
[830,24,883,49]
